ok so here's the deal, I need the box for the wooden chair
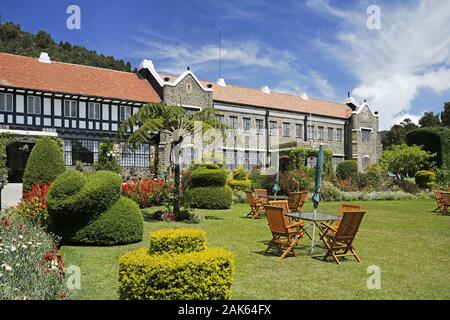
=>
[433,190,446,213]
[245,191,265,219]
[441,192,450,214]
[254,189,268,200]
[269,200,305,228]
[320,210,365,265]
[264,205,304,259]
[288,191,308,212]
[321,203,361,232]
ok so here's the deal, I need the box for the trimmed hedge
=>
[406,127,450,169]
[71,197,143,245]
[415,170,436,189]
[119,247,234,300]
[47,170,143,245]
[22,137,65,193]
[227,178,251,191]
[191,168,228,187]
[336,160,358,180]
[149,228,207,255]
[118,228,235,300]
[187,186,232,209]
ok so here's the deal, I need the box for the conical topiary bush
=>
[22,137,66,193]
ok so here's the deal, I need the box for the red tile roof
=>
[0,52,160,103]
[162,74,352,119]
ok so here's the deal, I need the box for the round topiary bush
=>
[191,167,228,187]
[47,170,143,245]
[336,160,358,180]
[187,186,232,209]
[22,137,66,193]
[414,170,436,189]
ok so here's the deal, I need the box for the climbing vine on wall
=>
[286,147,333,176]
[0,133,17,185]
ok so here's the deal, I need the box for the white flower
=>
[10,245,16,252]
[19,235,24,240]
[22,245,28,249]
[1,264,12,271]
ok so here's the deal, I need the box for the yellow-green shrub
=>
[149,228,206,255]
[118,247,234,300]
[227,178,251,191]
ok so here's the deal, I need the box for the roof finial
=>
[187,66,190,71]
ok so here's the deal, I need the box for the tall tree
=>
[382,118,418,149]
[118,103,221,217]
[441,102,450,127]
[419,112,441,127]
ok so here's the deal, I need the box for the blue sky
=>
[1,0,449,129]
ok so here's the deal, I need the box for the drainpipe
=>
[265,111,270,168]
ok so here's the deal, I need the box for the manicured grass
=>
[61,199,450,300]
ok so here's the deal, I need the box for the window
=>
[336,128,343,142]
[229,116,239,130]
[88,102,101,120]
[283,123,290,137]
[296,124,302,138]
[362,129,371,142]
[27,96,41,115]
[186,83,193,93]
[119,142,150,167]
[181,147,196,168]
[307,156,316,168]
[216,114,224,125]
[361,157,370,171]
[243,118,251,132]
[269,121,277,136]
[64,100,77,118]
[120,106,132,121]
[64,139,99,166]
[225,149,237,171]
[332,157,343,170]
[307,125,314,140]
[0,93,13,112]
[328,128,334,141]
[317,126,324,140]
[256,119,264,135]
[244,151,250,171]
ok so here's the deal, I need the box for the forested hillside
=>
[0,22,132,72]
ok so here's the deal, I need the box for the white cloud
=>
[310,71,336,100]
[308,0,450,129]
[129,32,296,75]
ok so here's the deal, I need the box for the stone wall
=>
[163,74,213,108]
[348,105,381,171]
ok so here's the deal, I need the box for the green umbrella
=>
[312,144,324,209]
[272,153,280,196]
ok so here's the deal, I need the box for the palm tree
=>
[117,103,221,217]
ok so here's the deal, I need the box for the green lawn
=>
[61,199,450,300]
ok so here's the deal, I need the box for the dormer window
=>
[0,93,13,112]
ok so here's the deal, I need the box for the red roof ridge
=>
[0,51,136,76]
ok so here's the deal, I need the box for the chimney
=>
[300,92,308,100]
[261,85,270,94]
[38,52,51,64]
[217,78,226,87]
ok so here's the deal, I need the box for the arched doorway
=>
[279,155,290,173]
[6,142,35,183]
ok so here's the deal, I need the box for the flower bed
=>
[0,211,66,300]
[15,183,50,226]
[121,179,173,208]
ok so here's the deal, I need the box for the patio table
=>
[266,195,288,200]
[285,212,341,254]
